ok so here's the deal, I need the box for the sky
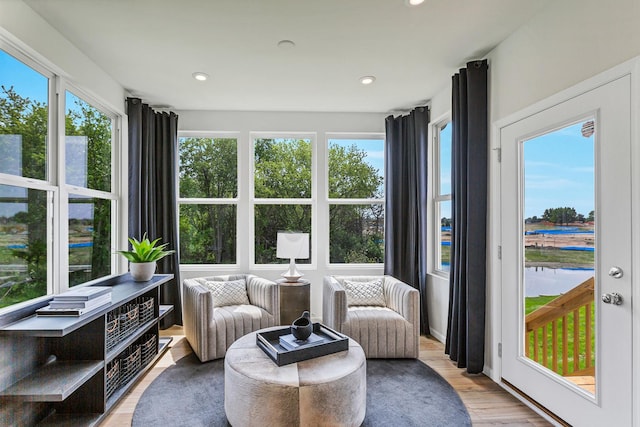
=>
[439,123,452,195]
[0,50,48,103]
[523,121,594,219]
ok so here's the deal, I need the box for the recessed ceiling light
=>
[192,72,209,81]
[406,0,425,5]
[277,40,296,49]
[359,76,376,85]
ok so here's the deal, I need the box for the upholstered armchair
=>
[183,274,280,362]
[323,275,419,358]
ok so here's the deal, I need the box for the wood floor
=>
[101,327,551,426]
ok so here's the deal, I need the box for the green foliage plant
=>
[118,233,174,263]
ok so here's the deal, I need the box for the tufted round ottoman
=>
[224,327,366,427]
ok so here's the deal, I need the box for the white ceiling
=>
[24,0,547,113]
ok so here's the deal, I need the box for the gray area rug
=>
[132,353,471,427]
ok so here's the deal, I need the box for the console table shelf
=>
[0,273,175,426]
[0,360,103,401]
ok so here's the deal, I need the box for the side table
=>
[277,279,310,325]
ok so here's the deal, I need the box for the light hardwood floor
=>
[101,327,551,426]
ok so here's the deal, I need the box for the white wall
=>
[177,110,387,319]
[489,0,640,121]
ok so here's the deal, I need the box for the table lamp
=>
[276,232,310,282]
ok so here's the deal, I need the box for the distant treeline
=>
[526,207,594,225]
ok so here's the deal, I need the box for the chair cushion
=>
[343,306,417,358]
[344,278,385,307]
[205,279,250,307]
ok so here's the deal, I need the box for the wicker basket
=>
[119,344,141,386]
[137,297,155,325]
[140,334,157,366]
[118,304,139,339]
[105,313,120,351]
[105,359,120,399]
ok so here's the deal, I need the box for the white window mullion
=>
[56,76,69,292]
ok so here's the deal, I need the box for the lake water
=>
[525,267,594,297]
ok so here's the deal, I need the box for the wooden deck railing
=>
[525,276,595,376]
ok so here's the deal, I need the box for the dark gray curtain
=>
[384,106,430,335]
[126,97,182,328]
[445,60,488,373]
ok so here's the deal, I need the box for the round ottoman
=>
[224,328,366,427]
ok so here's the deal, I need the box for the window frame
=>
[326,132,385,268]
[0,41,122,313]
[432,117,452,276]
[177,131,241,268]
[59,83,121,289]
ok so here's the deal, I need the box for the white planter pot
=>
[129,261,156,282]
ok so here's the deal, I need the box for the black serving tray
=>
[256,323,349,366]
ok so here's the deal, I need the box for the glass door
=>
[500,75,632,426]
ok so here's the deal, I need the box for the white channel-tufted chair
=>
[323,275,420,358]
[183,274,280,362]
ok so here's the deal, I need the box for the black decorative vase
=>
[291,310,313,341]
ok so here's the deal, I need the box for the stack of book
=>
[279,332,326,351]
[36,286,112,316]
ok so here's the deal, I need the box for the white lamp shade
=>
[276,232,310,259]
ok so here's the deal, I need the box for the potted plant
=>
[118,233,175,281]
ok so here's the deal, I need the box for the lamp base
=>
[281,258,304,282]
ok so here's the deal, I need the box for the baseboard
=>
[429,329,446,343]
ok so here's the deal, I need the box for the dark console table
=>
[0,273,174,426]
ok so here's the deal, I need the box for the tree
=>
[179,137,238,263]
[328,143,383,263]
[253,138,312,263]
[542,207,578,225]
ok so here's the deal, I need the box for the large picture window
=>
[178,136,238,264]
[0,48,120,309]
[253,136,312,265]
[328,137,384,264]
[65,90,115,286]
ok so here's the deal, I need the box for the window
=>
[434,121,452,273]
[328,137,384,264]
[177,132,386,268]
[178,136,238,264]
[0,49,51,308]
[65,90,115,286]
[0,48,120,309]
[253,136,312,265]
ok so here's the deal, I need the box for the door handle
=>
[601,292,623,305]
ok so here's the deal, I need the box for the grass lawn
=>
[525,247,593,266]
